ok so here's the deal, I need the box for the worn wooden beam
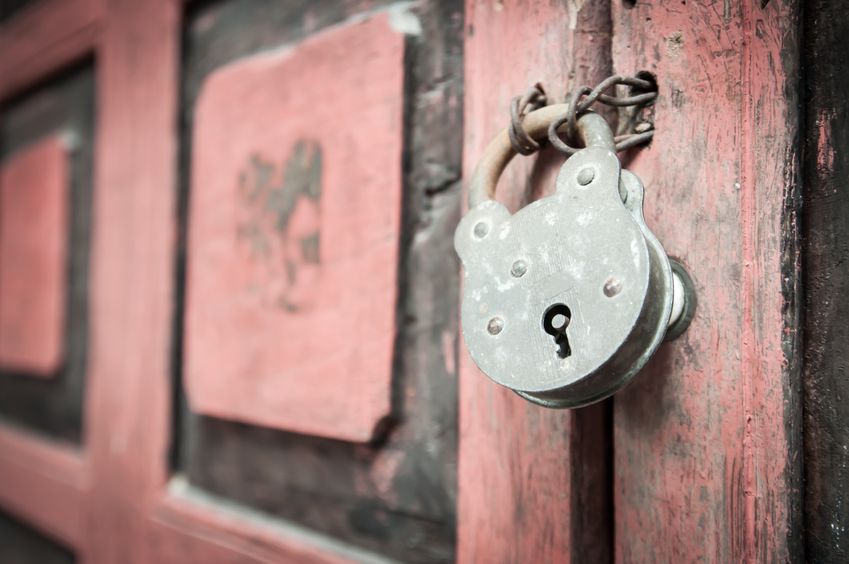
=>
[84,0,179,561]
[802,0,849,560]
[459,1,612,562]
[610,1,803,561]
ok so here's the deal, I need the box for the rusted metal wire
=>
[507,74,658,157]
[508,83,547,155]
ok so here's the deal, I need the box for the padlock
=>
[455,106,695,408]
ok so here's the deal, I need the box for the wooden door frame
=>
[0,1,374,561]
[0,0,99,552]
[0,0,811,562]
[460,0,803,561]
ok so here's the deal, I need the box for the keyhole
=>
[543,303,572,359]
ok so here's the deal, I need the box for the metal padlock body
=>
[455,146,673,408]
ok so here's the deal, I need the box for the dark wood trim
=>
[802,1,849,560]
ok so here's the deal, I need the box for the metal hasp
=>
[455,107,695,408]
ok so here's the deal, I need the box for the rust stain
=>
[236,139,323,311]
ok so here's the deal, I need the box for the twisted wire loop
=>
[507,74,658,156]
[508,83,548,155]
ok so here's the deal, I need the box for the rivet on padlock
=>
[455,104,695,409]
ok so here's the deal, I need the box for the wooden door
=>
[0,0,837,563]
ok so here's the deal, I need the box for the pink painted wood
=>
[459,1,612,562]
[85,2,392,562]
[185,14,405,442]
[0,1,806,562]
[1,2,392,563]
[0,135,68,375]
[610,2,802,561]
[84,0,179,561]
[0,0,102,102]
[0,426,87,549]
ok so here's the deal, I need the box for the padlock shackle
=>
[468,105,615,208]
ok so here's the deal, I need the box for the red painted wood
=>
[459,1,612,562]
[0,135,68,375]
[0,0,102,102]
[86,2,379,562]
[84,0,179,561]
[0,425,87,549]
[610,2,802,561]
[185,14,405,442]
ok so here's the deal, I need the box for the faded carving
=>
[236,140,322,311]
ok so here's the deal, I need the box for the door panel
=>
[184,14,405,441]
[802,0,849,561]
[0,134,67,375]
[0,62,94,443]
[172,1,463,561]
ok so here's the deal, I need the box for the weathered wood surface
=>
[459,1,612,562]
[0,425,87,550]
[178,1,462,560]
[0,0,102,102]
[0,135,68,375]
[186,13,405,442]
[610,1,802,561]
[802,1,849,561]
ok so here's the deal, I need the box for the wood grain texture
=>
[610,1,803,561]
[185,13,405,442]
[0,0,102,102]
[0,425,87,550]
[802,0,849,560]
[459,1,612,562]
[0,135,68,375]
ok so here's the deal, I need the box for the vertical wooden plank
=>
[802,0,849,560]
[85,0,178,561]
[459,1,612,562]
[610,1,802,561]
